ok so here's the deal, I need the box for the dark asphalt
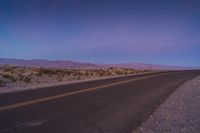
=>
[0,70,200,133]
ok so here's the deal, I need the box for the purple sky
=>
[0,0,200,67]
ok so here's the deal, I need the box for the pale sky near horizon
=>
[0,0,200,67]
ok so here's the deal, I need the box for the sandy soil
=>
[0,66,152,93]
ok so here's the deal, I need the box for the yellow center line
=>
[0,74,156,111]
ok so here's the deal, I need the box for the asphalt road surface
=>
[0,70,200,133]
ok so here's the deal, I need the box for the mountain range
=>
[0,58,197,70]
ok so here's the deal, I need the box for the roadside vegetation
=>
[0,79,5,87]
[0,65,154,89]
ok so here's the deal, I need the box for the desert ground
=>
[0,65,153,93]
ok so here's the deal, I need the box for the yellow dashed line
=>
[0,74,156,111]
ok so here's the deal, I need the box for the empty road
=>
[0,70,200,133]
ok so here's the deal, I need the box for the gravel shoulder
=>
[133,75,200,133]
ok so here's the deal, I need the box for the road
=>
[0,70,200,133]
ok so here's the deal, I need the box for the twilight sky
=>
[0,0,200,67]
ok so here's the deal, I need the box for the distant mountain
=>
[0,58,197,70]
[0,58,96,69]
[103,63,193,70]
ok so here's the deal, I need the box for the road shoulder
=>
[133,75,200,133]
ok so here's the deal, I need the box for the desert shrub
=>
[98,71,105,76]
[36,72,42,76]
[145,69,151,72]
[3,68,12,72]
[76,71,82,76]
[2,74,16,82]
[10,70,14,74]
[115,71,123,75]
[19,75,24,81]
[55,69,66,75]
[36,68,65,76]
[18,75,31,83]
[130,71,135,74]
[2,74,11,79]
[23,76,31,83]
[0,79,5,87]
[143,70,147,72]
[65,70,72,75]
[134,70,139,73]
[59,72,66,77]
[12,78,17,82]
[84,71,89,76]
[77,76,81,80]
[37,69,56,75]
[105,71,112,76]
[124,71,128,75]
[90,73,94,76]
[108,67,114,70]
[72,71,78,76]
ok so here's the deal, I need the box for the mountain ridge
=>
[0,58,197,70]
